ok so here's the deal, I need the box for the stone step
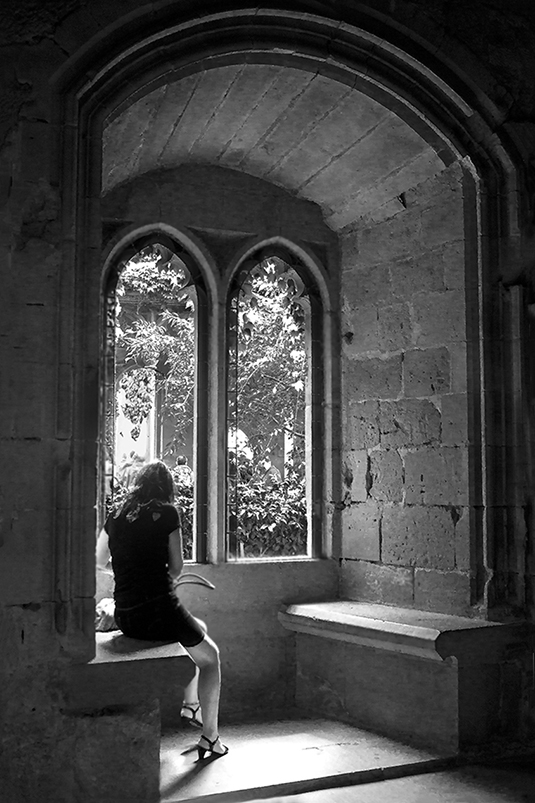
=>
[160,718,456,803]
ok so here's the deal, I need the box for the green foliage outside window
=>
[111,245,308,558]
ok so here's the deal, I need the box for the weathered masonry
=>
[1,2,535,800]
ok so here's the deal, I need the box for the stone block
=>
[382,504,455,570]
[457,663,501,747]
[135,78,202,177]
[331,150,444,229]
[404,446,469,505]
[11,237,60,294]
[222,68,313,169]
[257,74,349,176]
[352,204,422,265]
[342,263,392,307]
[0,602,64,672]
[344,355,402,402]
[390,250,445,300]
[369,449,403,502]
[412,290,466,347]
[344,400,380,449]
[341,559,414,607]
[295,632,459,752]
[220,635,295,719]
[403,347,451,397]
[441,393,468,445]
[278,88,388,189]
[15,178,61,248]
[449,342,468,393]
[0,668,76,803]
[177,559,338,642]
[19,121,55,184]
[419,190,464,249]
[378,302,412,351]
[414,569,472,615]
[443,240,466,289]
[454,507,472,571]
[0,508,49,603]
[70,701,160,803]
[342,449,368,503]
[3,300,57,366]
[342,641,458,752]
[341,502,381,561]
[379,398,441,447]
[342,305,380,355]
[52,7,103,55]
[295,634,349,719]
[1,359,56,438]
[0,439,54,523]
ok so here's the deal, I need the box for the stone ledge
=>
[64,633,195,716]
[278,601,530,664]
[93,631,189,663]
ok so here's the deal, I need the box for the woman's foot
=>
[181,702,202,728]
[197,734,228,760]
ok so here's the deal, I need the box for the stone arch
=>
[101,222,219,302]
[49,2,529,630]
[226,236,333,312]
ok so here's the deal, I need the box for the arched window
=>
[226,246,324,560]
[101,234,208,562]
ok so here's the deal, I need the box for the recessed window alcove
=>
[57,6,531,745]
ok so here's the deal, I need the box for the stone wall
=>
[340,162,474,615]
[1,1,535,797]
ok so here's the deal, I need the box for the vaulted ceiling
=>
[102,64,446,231]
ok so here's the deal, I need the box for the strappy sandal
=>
[180,702,202,728]
[197,734,229,760]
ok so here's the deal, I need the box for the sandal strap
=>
[182,702,201,712]
[199,734,219,748]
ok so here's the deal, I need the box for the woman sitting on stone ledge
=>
[96,460,228,761]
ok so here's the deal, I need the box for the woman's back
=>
[107,502,179,607]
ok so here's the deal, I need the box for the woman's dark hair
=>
[118,460,174,520]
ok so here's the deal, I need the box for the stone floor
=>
[159,719,535,803]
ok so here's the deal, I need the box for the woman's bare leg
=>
[184,634,222,744]
[182,616,206,704]
[181,618,206,722]
[182,666,201,707]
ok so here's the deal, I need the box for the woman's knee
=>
[194,616,208,635]
[187,634,220,668]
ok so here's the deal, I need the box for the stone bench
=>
[279,601,533,755]
[65,632,196,727]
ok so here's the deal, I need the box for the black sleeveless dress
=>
[105,502,203,646]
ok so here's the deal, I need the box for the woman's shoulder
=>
[154,502,179,526]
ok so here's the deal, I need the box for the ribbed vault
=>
[102,63,447,230]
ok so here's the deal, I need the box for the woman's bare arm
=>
[168,528,184,580]
[96,527,113,573]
